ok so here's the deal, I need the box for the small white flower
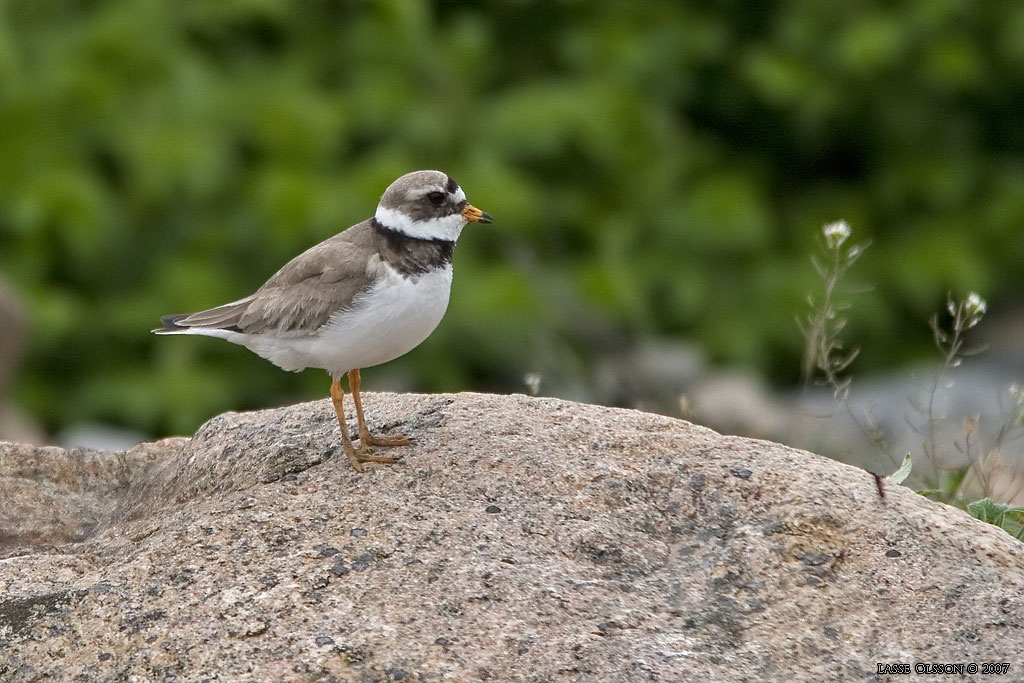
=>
[523,372,542,396]
[822,220,851,249]
[964,291,987,318]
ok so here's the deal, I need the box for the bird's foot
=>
[342,445,399,473]
[356,447,400,464]
[361,431,410,448]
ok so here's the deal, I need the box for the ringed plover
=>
[153,170,492,472]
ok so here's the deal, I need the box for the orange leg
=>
[330,376,363,472]
[330,375,398,473]
[349,368,410,448]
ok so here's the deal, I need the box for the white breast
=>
[240,264,454,375]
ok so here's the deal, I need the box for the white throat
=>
[375,206,467,242]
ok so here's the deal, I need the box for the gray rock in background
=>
[54,423,153,452]
[789,360,1024,495]
[1,393,1022,681]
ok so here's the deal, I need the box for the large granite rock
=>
[1,393,1022,681]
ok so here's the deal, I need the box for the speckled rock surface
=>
[2,392,1023,682]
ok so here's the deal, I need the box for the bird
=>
[153,170,492,472]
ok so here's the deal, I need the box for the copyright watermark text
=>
[877,663,1010,675]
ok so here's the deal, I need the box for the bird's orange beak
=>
[462,204,493,224]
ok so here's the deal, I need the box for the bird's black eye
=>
[426,191,445,205]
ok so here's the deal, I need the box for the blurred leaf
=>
[966,498,1024,540]
[885,453,913,485]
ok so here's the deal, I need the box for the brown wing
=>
[160,220,380,336]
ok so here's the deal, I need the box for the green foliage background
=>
[1,0,1022,437]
